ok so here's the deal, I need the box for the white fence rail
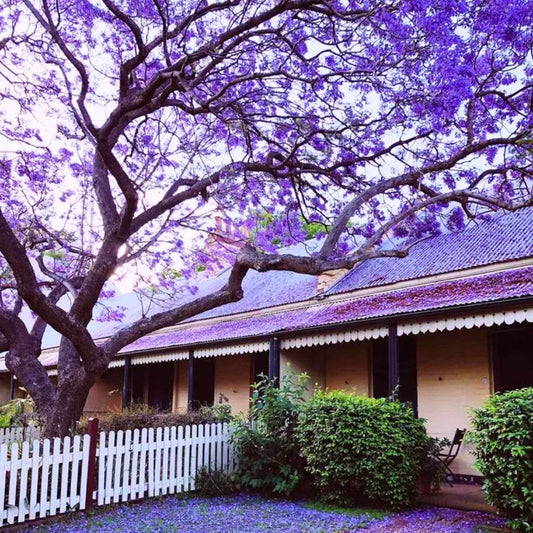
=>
[0,422,235,528]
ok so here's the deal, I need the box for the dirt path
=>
[362,506,507,533]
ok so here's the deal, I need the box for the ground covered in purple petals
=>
[26,495,508,533]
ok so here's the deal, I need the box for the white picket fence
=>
[0,426,40,446]
[96,423,235,505]
[0,423,235,528]
[0,435,91,526]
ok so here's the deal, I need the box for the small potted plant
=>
[418,436,450,494]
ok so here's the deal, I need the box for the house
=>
[2,208,533,477]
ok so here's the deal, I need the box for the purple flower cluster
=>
[24,495,506,533]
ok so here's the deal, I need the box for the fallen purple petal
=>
[23,495,508,533]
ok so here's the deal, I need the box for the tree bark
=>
[41,367,95,439]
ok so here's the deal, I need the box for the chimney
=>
[316,268,349,294]
[202,215,250,274]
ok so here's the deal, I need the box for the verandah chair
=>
[438,428,466,486]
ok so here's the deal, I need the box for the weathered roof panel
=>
[328,208,533,295]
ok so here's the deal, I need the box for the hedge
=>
[296,390,427,509]
[470,387,533,533]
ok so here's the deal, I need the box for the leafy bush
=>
[419,436,451,491]
[0,398,36,428]
[231,372,309,496]
[470,388,533,533]
[199,401,233,423]
[195,467,237,496]
[296,390,427,509]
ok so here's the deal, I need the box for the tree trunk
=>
[41,378,93,439]
[38,337,107,439]
[4,331,108,438]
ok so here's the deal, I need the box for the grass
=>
[303,501,389,520]
[478,526,510,533]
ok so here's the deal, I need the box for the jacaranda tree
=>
[0,0,531,436]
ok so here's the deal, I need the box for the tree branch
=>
[102,258,250,357]
[0,209,99,358]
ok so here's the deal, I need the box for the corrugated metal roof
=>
[315,266,533,325]
[187,268,318,320]
[119,265,533,356]
[18,264,533,371]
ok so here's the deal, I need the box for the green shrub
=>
[296,390,427,509]
[0,398,36,428]
[195,467,237,496]
[470,388,533,533]
[419,436,451,491]
[199,401,233,423]
[0,414,11,428]
[231,372,309,496]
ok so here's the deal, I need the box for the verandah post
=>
[187,349,195,411]
[388,324,399,400]
[9,374,15,401]
[268,337,280,387]
[122,355,131,411]
[85,417,99,510]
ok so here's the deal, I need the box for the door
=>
[147,362,174,411]
[372,336,418,415]
[192,357,215,407]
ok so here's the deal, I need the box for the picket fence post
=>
[84,417,99,510]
